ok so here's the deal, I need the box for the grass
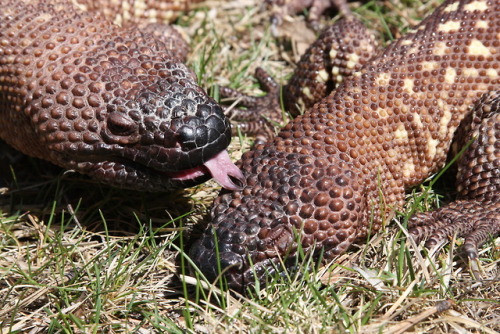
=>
[1,0,499,333]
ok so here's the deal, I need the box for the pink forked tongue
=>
[203,150,245,190]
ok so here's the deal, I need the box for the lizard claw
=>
[221,67,285,144]
[408,200,500,260]
[409,91,500,261]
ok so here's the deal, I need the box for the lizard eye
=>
[106,112,138,136]
[102,112,141,145]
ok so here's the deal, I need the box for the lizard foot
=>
[408,200,500,259]
[409,91,500,260]
[220,17,378,145]
[221,67,284,145]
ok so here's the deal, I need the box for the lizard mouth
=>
[163,150,245,190]
[189,241,299,293]
[71,149,244,191]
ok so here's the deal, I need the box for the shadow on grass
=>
[0,140,202,236]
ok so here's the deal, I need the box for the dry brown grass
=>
[1,0,499,333]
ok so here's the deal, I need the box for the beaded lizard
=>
[190,0,500,292]
[0,0,244,191]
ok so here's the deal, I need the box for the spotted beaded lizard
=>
[0,0,244,191]
[190,0,500,292]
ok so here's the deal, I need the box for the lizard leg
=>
[409,91,500,259]
[221,17,377,142]
[221,68,283,144]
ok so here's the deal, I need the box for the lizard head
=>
[189,143,365,292]
[32,47,243,191]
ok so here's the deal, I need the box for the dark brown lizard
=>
[0,0,244,191]
[190,0,500,292]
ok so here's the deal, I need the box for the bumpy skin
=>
[409,91,500,260]
[75,0,204,26]
[0,0,233,191]
[220,17,378,141]
[75,0,200,61]
[191,0,500,292]
[284,17,378,116]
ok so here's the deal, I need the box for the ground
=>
[0,0,499,333]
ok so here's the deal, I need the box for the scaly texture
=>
[191,0,500,292]
[283,17,378,116]
[408,91,500,260]
[220,16,378,140]
[74,0,201,61]
[75,0,204,26]
[0,0,244,191]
